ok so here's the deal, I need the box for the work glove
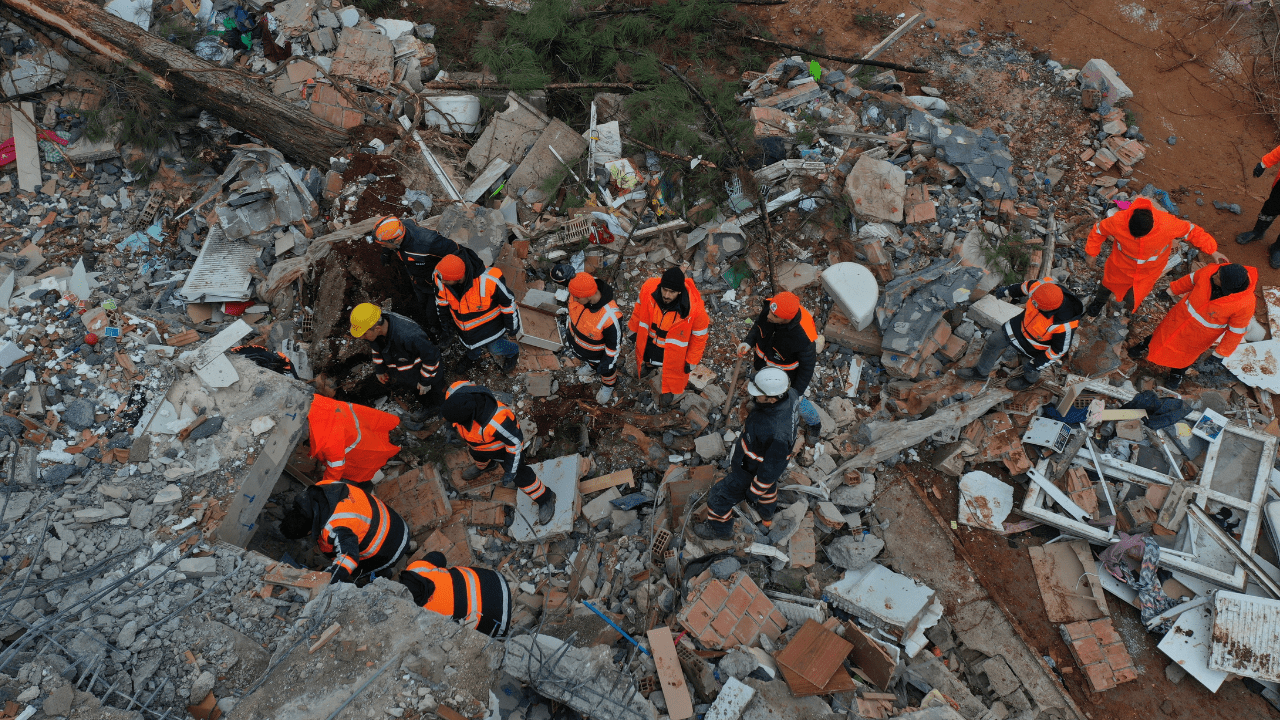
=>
[993,285,1014,301]
[684,362,693,374]
[376,373,390,384]
[417,383,431,395]
[736,343,750,357]
[380,248,395,266]
[627,333,637,346]
[330,566,352,584]
[1256,163,1267,178]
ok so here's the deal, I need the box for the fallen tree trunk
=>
[1,0,348,167]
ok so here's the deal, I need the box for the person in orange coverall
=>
[1236,145,1280,268]
[1084,196,1228,317]
[1127,263,1257,389]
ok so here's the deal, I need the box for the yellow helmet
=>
[349,303,382,337]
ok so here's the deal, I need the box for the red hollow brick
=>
[737,574,760,595]
[1103,641,1132,670]
[1112,666,1138,684]
[1062,621,1095,641]
[747,592,775,620]
[732,616,761,646]
[768,609,787,631]
[1071,637,1105,666]
[1090,618,1121,646]
[699,581,730,612]
[697,627,721,649]
[1083,662,1115,692]
[680,600,714,636]
[726,586,753,617]
[711,610,738,640]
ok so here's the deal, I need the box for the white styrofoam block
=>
[968,294,1021,331]
[821,262,878,331]
[1158,604,1229,692]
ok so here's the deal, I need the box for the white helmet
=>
[748,367,790,397]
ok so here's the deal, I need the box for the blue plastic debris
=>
[610,493,652,511]
[116,223,163,254]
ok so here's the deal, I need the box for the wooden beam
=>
[579,469,635,495]
[849,13,924,76]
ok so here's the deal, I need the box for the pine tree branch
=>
[740,35,930,73]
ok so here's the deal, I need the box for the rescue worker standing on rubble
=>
[958,278,1083,391]
[736,291,823,444]
[1084,196,1228,317]
[1127,263,1257,390]
[397,552,511,637]
[442,380,556,527]
[350,303,445,416]
[1236,147,1280,268]
[693,368,799,543]
[434,253,522,375]
[564,272,625,405]
[307,394,402,488]
[628,268,709,408]
[279,479,410,584]
[373,216,481,336]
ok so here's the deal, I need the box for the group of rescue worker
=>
[272,146,1280,633]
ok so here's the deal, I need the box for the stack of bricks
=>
[676,572,786,650]
[1060,618,1137,691]
[882,318,951,381]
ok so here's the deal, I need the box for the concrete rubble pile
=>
[1,4,1280,720]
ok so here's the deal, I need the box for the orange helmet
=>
[437,255,467,283]
[375,216,406,243]
[569,273,598,299]
[1030,283,1063,311]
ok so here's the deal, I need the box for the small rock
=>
[824,533,885,569]
[709,557,741,579]
[187,416,224,440]
[42,684,75,717]
[178,557,218,577]
[718,648,759,679]
[153,484,182,505]
[1165,662,1186,684]
[1167,136,1177,145]
[190,670,216,702]
[62,399,95,430]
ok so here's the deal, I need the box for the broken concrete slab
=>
[774,262,818,293]
[506,634,657,720]
[820,262,878,331]
[1223,340,1280,393]
[436,202,508,266]
[1159,602,1228,691]
[331,25,395,87]
[772,619,852,689]
[845,155,906,223]
[465,92,551,175]
[968,294,1021,331]
[826,563,937,645]
[824,533,883,570]
[704,677,754,720]
[10,103,40,193]
[510,454,582,541]
[506,118,589,205]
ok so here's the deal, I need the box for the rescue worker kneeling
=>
[958,278,1083,391]
[566,272,625,405]
[693,368,798,543]
[442,381,557,527]
[278,481,409,583]
[397,552,511,637]
[1127,263,1257,390]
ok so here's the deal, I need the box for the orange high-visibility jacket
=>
[1148,263,1257,370]
[627,276,710,395]
[307,395,401,485]
[1085,196,1218,310]
[1261,145,1280,187]
[310,481,407,577]
[402,555,510,636]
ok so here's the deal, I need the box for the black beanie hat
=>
[1217,263,1249,295]
[1128,208,1154,237]
[660,267,685,290]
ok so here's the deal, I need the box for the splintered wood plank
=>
[10,103,40,193]
[579,468,635,495]
[647,626,694,720]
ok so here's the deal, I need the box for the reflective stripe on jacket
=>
[435,267,521,349]
[1085,196,1219,309]
[1148,263,1258,369]
[308,395,401,485]
[627,277,710,395]
[445,381,524,472]
[403,558,511,636]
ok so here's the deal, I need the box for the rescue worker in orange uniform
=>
[442,381,556,527]
[307,394,401,488]
[397,552,511,637]
[373,216,481,336]
[1127,263,1257,390]
[736,291,822,444]
[1084,196,1228,317]
[1236,147,1280,268]
[565,272,625,405]
[279,480,409,583]
[434,253,522,375]
[627,268,709,407]
[959,278,1084,391]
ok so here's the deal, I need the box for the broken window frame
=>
[1020,376,1276,590]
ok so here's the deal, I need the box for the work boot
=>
[453,354,479,375]
[1006,375,1033,391]
[462,461,494,481]
[659,392,676,408]
[1127,336,1152,360]
[1237,214,1276,244]
[1166,368,1186,390]
[1269,240,1280,270]
[957,367,987,381]
[595,385,614,404]
[535,490,557,526]
[1085,292,1110,318]
[501,353,520,374]
[692,521,734,541]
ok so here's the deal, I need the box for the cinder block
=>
[969,294,1021,331]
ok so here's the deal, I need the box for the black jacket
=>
[743,307,817,395]
[396,220,481,282]
[433,250,520,347]
[730,388,798,485]
[371,312,441,387]
[999,282,1085,370]
[568,281,623,373]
